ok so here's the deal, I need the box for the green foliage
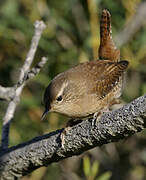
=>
[97,172,112,180]
[83,155,112,180]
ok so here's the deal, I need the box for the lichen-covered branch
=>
[0,21,46,150]
[0,95,145,180]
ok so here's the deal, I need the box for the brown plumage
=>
[98,9,120,62]
[41,9,129,120]
[42,60,128,118]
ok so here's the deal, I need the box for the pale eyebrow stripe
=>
[56,81,68,98]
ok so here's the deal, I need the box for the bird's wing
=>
[95,60,128,97]
[84,60,128,97]
[98,9,120,62]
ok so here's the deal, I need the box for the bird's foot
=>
[60,127,70,149]
[109,98,122,110]
[60,119,82,148]
[92,107,110,127]
[92,112,102,127]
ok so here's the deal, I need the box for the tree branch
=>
[0,21,46,150]
[0,95,145,179]
[0,86,15,101]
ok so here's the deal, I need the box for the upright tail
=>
[98,9,120,62]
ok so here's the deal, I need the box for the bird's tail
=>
[98,9,120,62]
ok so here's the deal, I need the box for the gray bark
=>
[0,94,145,180]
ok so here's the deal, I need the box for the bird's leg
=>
[110,98,121,106]
[60,119,73,148]
[60,118,82,148]
[92,112,101,127]
[92,106,110,127]
[109,98,121,110]
[92,111,104,127]
[92,98,121,128]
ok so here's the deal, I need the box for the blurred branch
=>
[72,0,89,39]
[0,95,145,179]
[0,86,15,101]
[0,21,46,151]
[116,2,146,47]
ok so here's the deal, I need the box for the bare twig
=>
[115,2,146,47]
[0,57,48,101]
[20,57,48,85]
[0,95,145,179]
[0,21,46,150]
[0,86,15,101]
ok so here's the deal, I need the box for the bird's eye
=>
[56,96,63,102]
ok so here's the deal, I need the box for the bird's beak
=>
[41,109,49,121]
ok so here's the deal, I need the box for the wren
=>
[41,9,129,121]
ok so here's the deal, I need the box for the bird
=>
[41,9,129,124]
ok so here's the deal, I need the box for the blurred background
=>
[0,0,146,179]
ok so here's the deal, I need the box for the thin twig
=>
[0,21,46,150]
[20,57,48,85]
[0,86,15,101]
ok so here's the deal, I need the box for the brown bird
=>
[41,9,128,121]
